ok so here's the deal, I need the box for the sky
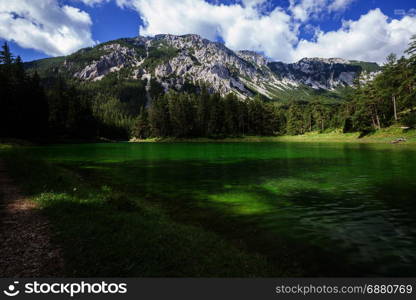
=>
[1,0,416,63]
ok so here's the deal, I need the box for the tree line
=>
[0,42,145,140]
[0,42,98,140]
[0,43,49,138]
[134,91,345,138]
[344,38,416,133]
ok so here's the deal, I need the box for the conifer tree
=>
[0,42,13,65]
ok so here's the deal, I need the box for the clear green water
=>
[27,142,416,276]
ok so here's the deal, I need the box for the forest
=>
[0,35,415,141]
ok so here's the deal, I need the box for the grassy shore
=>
[131,126,416,145]
[0,138,34,149]
[0,144,12,150]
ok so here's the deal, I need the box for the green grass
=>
[276,127,416,144]
[131,126,416,145]
[0,149,288,277]
[0,139,34,149]
[0,144,12,150]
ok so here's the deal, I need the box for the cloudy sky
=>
[1,0,416,63]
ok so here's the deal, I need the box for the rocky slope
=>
[27,34,380,100]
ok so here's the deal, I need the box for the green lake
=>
[21,142,416,276]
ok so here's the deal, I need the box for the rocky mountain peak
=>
[237,50,268,67]
[27,33,381,100]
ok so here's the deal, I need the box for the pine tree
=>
[381,53,400,121]
[402,36,416,111]
[134,108,150,139]
[405,34,416,62]
[196,88,210,136]
[207,93,223,137]
[286,103,306,135]
[0,42,13,65]
[223,94,239,136]
[149,96,170,137]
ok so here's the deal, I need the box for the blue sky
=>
[1,0,416,63]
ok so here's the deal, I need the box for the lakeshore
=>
[130,127,416,145]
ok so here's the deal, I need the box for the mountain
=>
[25,34,380,101]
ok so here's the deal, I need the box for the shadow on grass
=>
[358,130,376,139]
[37,193,279,277]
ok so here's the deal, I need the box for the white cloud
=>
[0,0,95,56]
[289,0,327,22]
[76,0,111,6]
[288,0,354,22]
[118,0,416,63]
[328,0,355,12]
[118,0,298,61]
[1,0,414,64]
[293,9,416,63]
[240,0,267,8]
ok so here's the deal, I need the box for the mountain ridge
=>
[25,33,380,101]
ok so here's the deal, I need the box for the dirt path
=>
[0,160,64,277]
